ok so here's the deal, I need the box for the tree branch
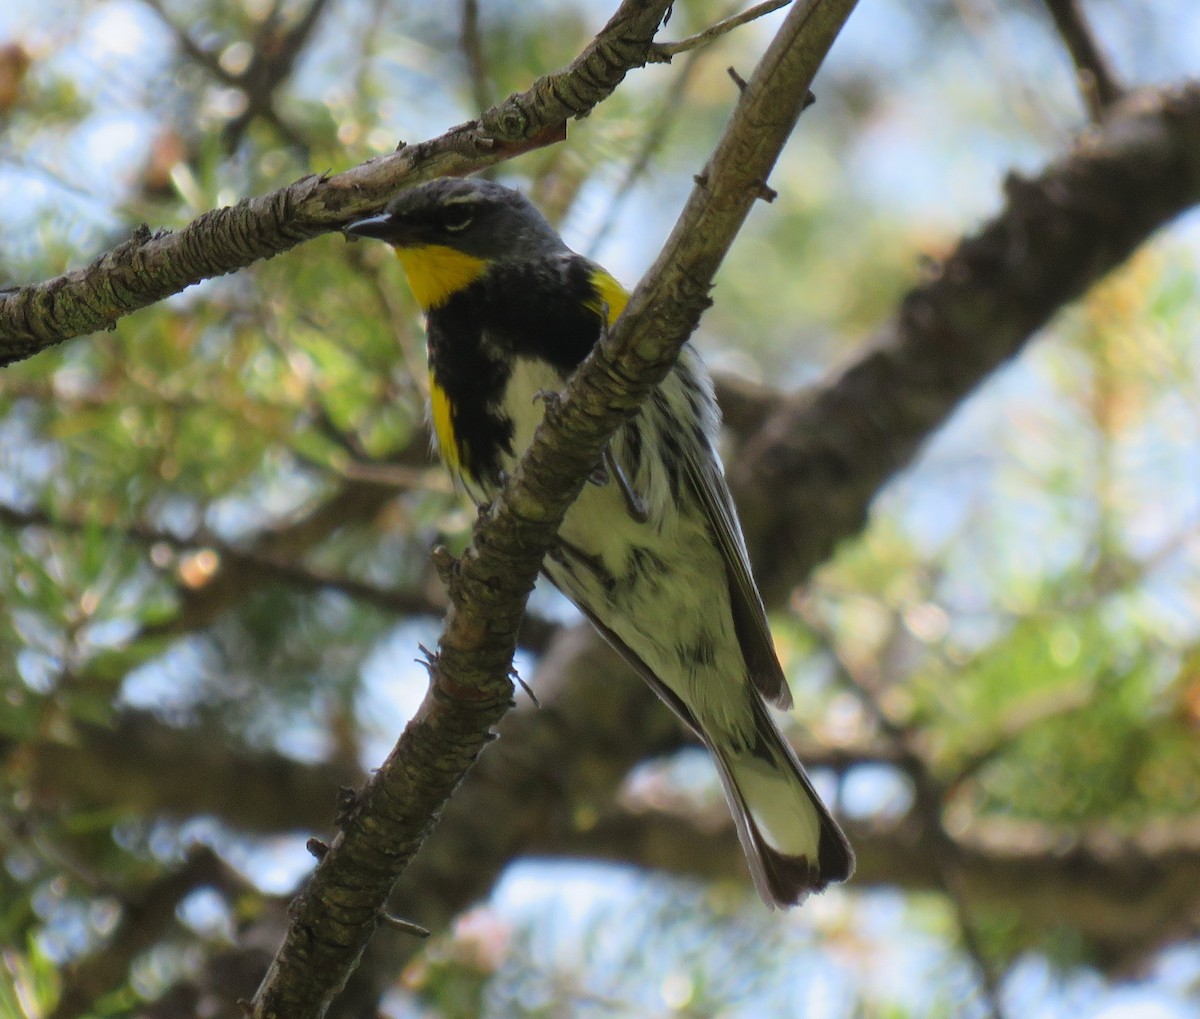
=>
[1042,0,1124,119]
[343,79,1200,998]
[309,80,1200,1010]
[48,846,244,1019]
[248,2,858,1016]
[731,83,1200,606]
[420,619,1200,976]
[650,0,792,60]
[131,598,1200,1016]
[21,710,362,834]
[0,0,679,364]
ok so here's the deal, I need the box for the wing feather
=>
[679,426,793,710]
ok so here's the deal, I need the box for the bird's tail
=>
[706,693,854,907]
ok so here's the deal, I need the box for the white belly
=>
[497,357,748,732]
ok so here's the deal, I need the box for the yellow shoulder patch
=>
[585,267,630,328]
[395,245,489,311]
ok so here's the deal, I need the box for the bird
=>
[345,177,854,907]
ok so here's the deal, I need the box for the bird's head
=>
[345,177,564,263]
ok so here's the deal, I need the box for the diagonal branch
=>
[345,79,1200,1001]
[732,83,1200,606]
[586,6,720,256]
[248,2,858,1016]
[0,0,678,364]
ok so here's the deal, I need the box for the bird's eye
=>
[440,205,475,232]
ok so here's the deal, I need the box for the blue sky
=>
[2,1,1199,1016]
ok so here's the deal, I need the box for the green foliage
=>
[406,885,795,1019]
[0,938,60,1019]
[1,1,1198,1017]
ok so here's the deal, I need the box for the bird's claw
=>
[604,446,649,523]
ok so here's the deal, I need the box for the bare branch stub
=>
[1042,0,1124,119]
[380,911,431,938]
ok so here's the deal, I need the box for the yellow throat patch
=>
[395,245,487,474]
[395,245,488,312]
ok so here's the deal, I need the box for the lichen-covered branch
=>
[0,0,677,365]
[248,2,858,1016]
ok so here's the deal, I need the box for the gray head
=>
[344,178,569,260]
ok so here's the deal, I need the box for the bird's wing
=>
[679,446,793,710]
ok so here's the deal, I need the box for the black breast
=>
[426,255,606,486]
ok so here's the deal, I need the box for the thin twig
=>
[1042,0,1124,119]
[587,23,713,256]
[349,0,390,127]
[0,501,447,626]
[142,0,237,84]
[460,0,492,114]
[223,0,332,152]
[650,0,792,60]
[943,867,1009,1019]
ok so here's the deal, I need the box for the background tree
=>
[1,1,1199,1017]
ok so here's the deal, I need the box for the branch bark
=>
[349,79,1200,1003]
[249,2,858,1015]
[731,83,1200,606]
[158,618,1199,1017]
[12,12,1199,1019]
[0,0,678,364]
[75,74,1200,1019]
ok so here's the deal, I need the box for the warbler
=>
[346,178,854,906]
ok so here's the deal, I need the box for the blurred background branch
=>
[1,1,1199,1017]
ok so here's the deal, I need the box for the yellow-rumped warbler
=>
[346,178,853,906]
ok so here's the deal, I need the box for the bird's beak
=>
[344,213,397,240]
